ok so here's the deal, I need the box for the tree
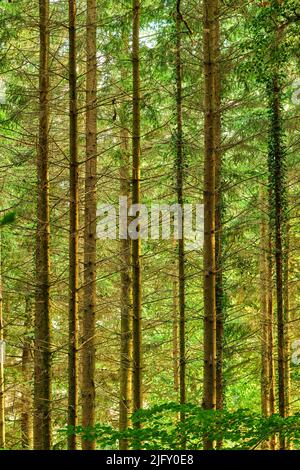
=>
[131,0,142,434]
[34,0,52,450]
[202,0,218,447]
[175,0,186,432]
[68,0,79,451]
[81,0,97,451]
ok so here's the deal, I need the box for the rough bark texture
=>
[21,297,33,449]
[202,0,218,450]
[214,6,223,450]
[214,1,222,415]
[131,0,142,433]
[0,237,5,449]
[34,0,52,450]
[172,254,179,394]
[119,113,133,450]
[81,0,97,451]
[283,222,290,449]
[176,1,186,430]
[202,0,217,421]
[268,75,288,450]
[68,0,79,450]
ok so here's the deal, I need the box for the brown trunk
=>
[268,75,287,450]
[131,0,142,438]
[81,0,97,451]
[175,1,186,432]
[34,0,52,450]
[0,234,5,449]
[119,84,133,450]
[68,0,79,450]
[214,0,223,426]
[267,215,276,450]
[283,222,290,448]
[21,297,33,449]
[172,258,179,394]
[202,0,218,450]
[202,0,217,410]
[260,189,269,418]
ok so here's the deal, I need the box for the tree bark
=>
[175,0,186,433]
[34,0,52,450]
[214,0,223,423]
[68,0,79,450]
[202,0,217,410]
[119,106,133,450]
[172,256,179,394]
[81,0,97,451]
[21,296,33,449]
[0,234,5,449]
[131,0,142,438]
[202,0,218,450]
[267,74,288,450]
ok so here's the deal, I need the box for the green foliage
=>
[70,404,300,450]
[0,211,16,227]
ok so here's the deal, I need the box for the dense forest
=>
[0,0,299,452]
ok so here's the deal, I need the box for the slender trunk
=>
[267,215,276,450]
[214,0,223,427]
[0,234,5,449]
[131,0,142,437]
[119,94,133,450]
[267,75,287,450]
[260,188,269,416]
[81,0,97,451]
[175,1,186,432]
[68,0,79,450]
[21,297,33,449]
[202,0,217,411]
[172,257,179,394]
[202,0,218,450]
[283,222,290,448]
[34,0,51,450]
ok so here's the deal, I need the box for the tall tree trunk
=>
[131,0,142,436]
[202,0,218,450]
[267,74,288,450]
[260,189,278,450]
[81,0,97,451]
[119,105,133,450]
[34,0,52,450]
[283,222,290,448]
[267,215,276,450]
[214,0,223,430]
[175,0,186,432]
[0,234,5,449]
[68,0,79,450]
[21,296,33,449]
[172,257,179,394]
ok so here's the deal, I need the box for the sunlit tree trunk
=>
[267,74,288,450]
[214,1,223,441]
[172,256,179,394]
[68,0,79,450]
[0,235,5,449]
[202,0,217,450]
[81,0,97,451]
[34,0,52,450]
[175,1,186,434]
[283,222,291,449]
[131,0,142,437]
[119,83,133,450]
[21,296,33,449]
